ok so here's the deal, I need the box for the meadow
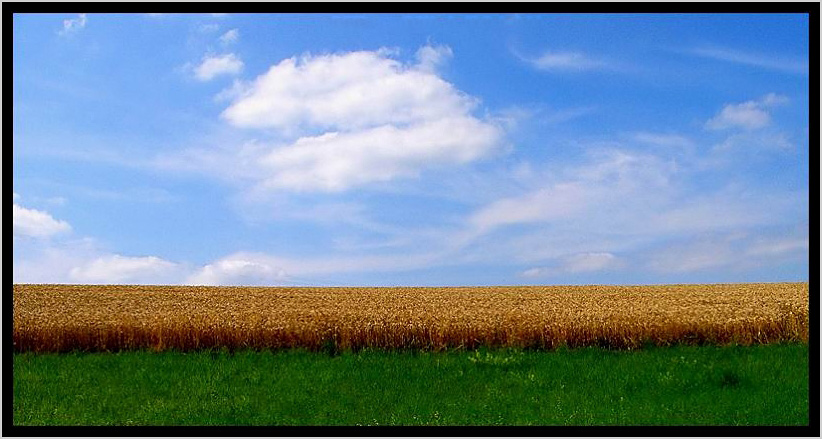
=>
[13,344,809,426]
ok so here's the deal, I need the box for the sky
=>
[12,13,810,286]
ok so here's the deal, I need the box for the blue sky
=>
[12,13,809,286]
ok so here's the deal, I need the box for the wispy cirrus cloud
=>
[449,134,806,272]
[531,51,605,71]
[467,149,676,236]
[199,23,220,33]
[688,46,808,74]
[747,236,808,257]
[513,47,611,72]
[647,231,808,274]
[714,131,793,152]
[469,182,591,233]
[633,132,694,149]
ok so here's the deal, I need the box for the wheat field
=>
[13,283,808,352]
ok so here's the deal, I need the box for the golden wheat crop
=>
[13,283,808,352]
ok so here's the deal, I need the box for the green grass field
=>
[13,344,808,426]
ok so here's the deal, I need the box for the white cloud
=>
[705,93,788,131]
[415,44,453,72]
[14,237,100,284]
[14,229,187,285]
[527,51,606,71]
[59,13,87,35]
[259,117,502,192]
[69,255,181,284]
[13,192,20,201]
[214,78,251,102]
[689,46,808,74]
[194,53,244,81]
[519,267,549,278]
[13,204,71,238]
[222,47,476,130]
[187,251,441,286]
[210,13,229,18]
[187,256,289,286]
[562,252,620,273]
[706,102,769,130]
[213,46,503,192]
[520,252,621,278]
[219,29,240,46]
